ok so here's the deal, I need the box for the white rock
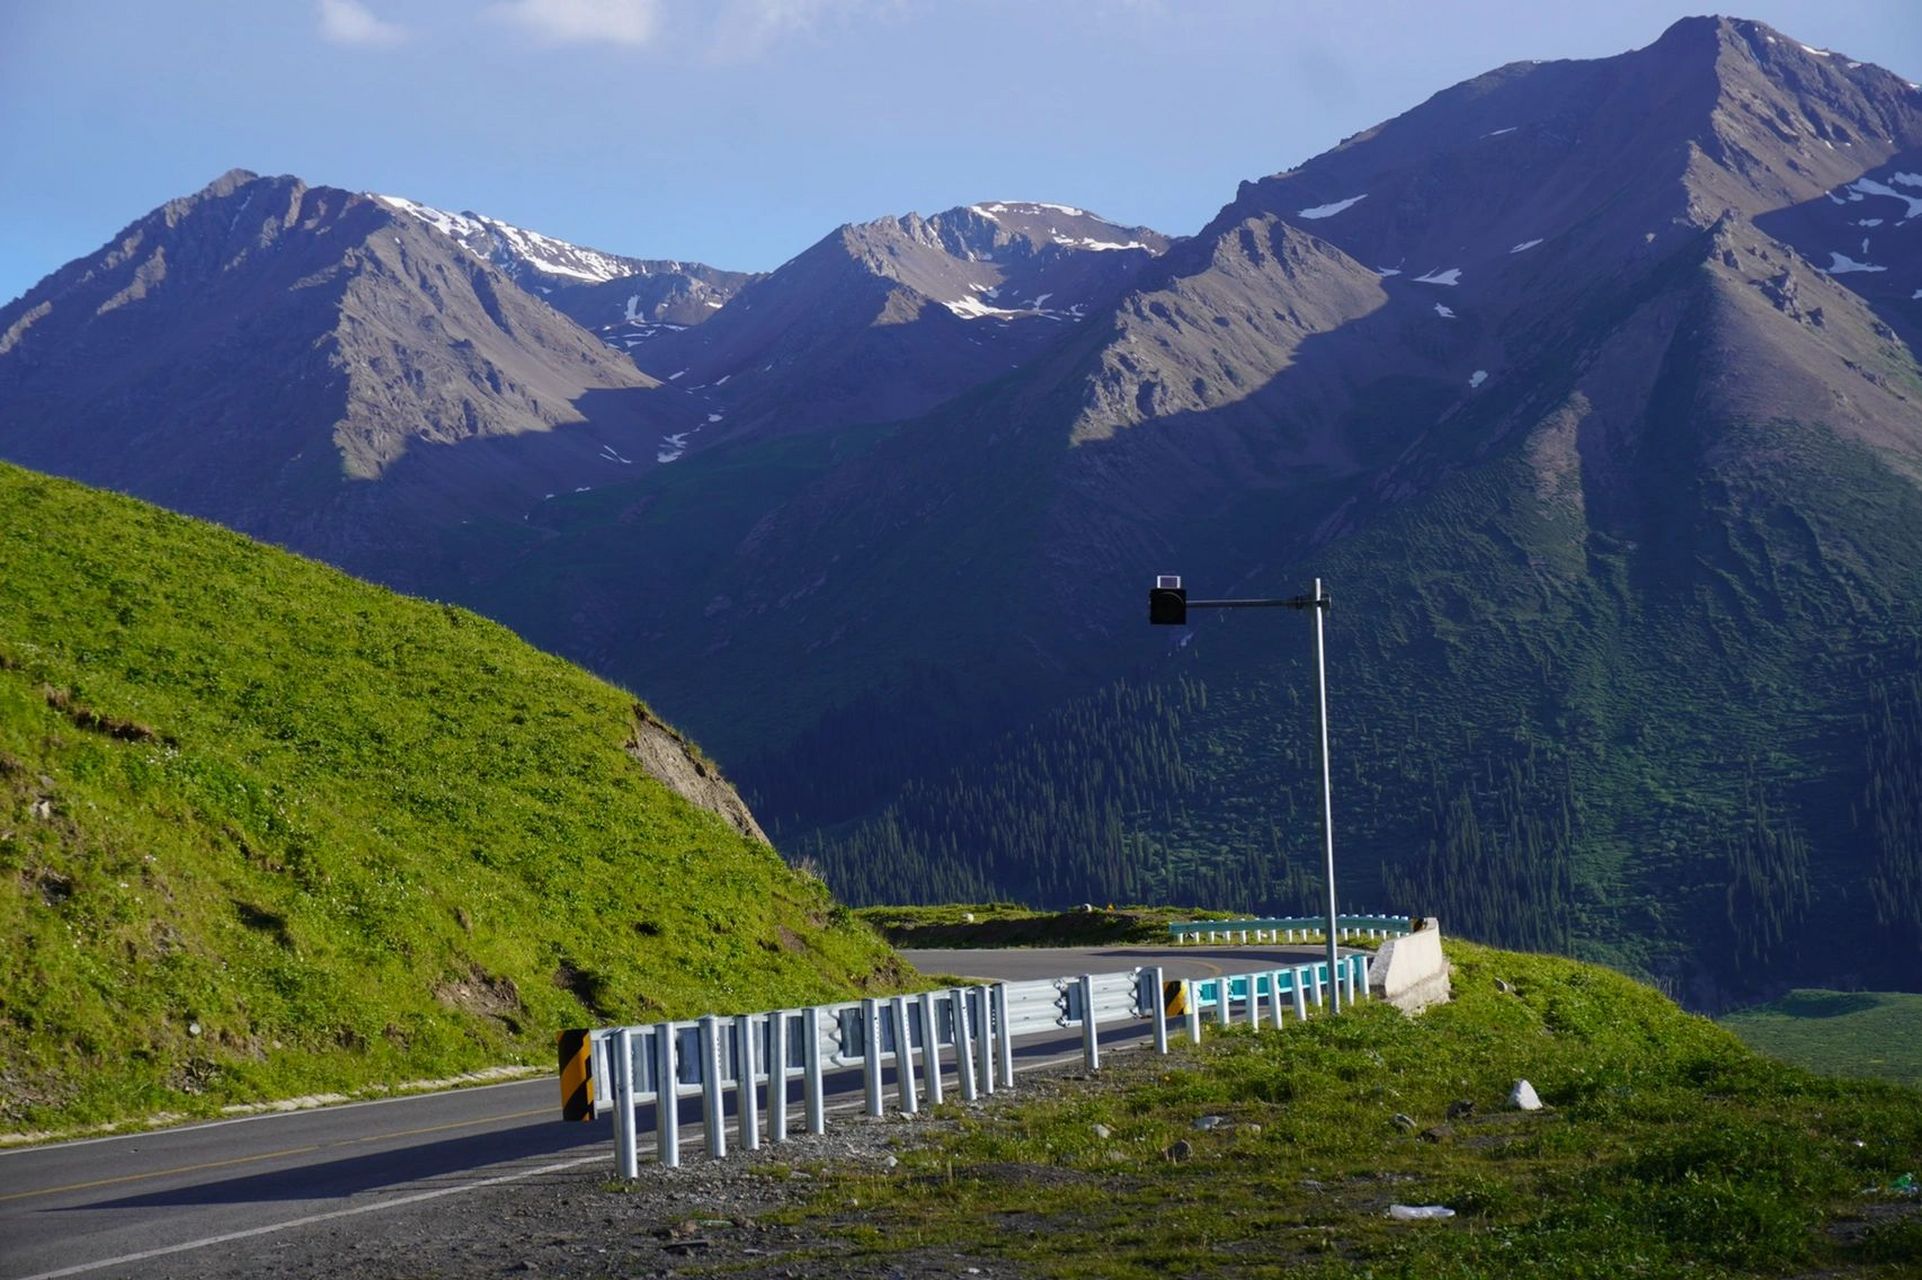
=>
[1508,1079,1542,1111]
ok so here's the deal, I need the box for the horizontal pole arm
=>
[1187,596,1328,610]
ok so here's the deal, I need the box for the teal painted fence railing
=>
[1168,914,1412,944]
[1171,954,1373,1038]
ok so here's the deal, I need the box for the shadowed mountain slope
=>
[3,19,1920,1003]
[437,17,1922,1003]
[627,202,1172,439]
[0,170,701,579]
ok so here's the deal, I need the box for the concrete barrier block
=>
[1368,917,1451,1015]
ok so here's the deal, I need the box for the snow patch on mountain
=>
[1469,370,1488,387]
[1823,252,1886,274]
[373,193,636,283]
[1414,267,1463,285]
[1298,194,1368,219]
[1510,239,1544,253]
[1846,177,1922,220]
[1434,303,1457,318]
[1054,235,1150,252]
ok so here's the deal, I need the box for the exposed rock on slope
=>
[625,704,770,845]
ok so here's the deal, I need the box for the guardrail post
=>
[973,986,996,1094]
[657,1022,681,1168]
[1268,970,1285,1026]
[1292,967,1309,1021]
[919,991,943,1107]
[769,1011,789,1144]
[700,1015,726,1159]
[1078,974,1100,1071]
[1311,964,1326,1009]
[891,995,919,1114]
[1356,954,1372,1001]
[953,988,978,1101]
[803,1006,826,1135]
[1249,973,1265,1031]
[995,984,1014,1089]
[613,1027,639,1179]
[735,1013,760,1151]
[1150,966,1170,1055]
[1217,977,1233,1027]
[1185,980,1201,1043]
[862,998,884,1117]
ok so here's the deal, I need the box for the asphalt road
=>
[0,944,1330,1280]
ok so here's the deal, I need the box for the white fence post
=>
[1150,966,1169,1055]
[735,1013,760,1151]
[1078,974,1100,1071]
[919,991,944,1107]
[700,1015,726,1159]
[953,988,978,1101]
[803,1006,826,1136]
[1216,978,1233,1027]
[1249,974,1265,1031]
[1292,967,1309,1021]
[975,986,996,1094]
[994,984,1014,1089]
[862,998,884,1117]
[613,1027,638,1180]
[1268,970,1285,1026]
[891,995,919,1115]
[657,1023,680,1168]
[1185,980,1201,1044]
[769,1010,789,1144]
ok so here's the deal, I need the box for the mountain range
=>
[3,15,1920,1005]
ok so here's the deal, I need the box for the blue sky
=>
[3,1,1920,305]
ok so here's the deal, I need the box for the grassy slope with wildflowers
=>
[0,461,902,1133]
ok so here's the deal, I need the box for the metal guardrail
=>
[566,951,1374,1175]
[1167,913,1412,944]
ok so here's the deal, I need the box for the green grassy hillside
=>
[0,462,901,1132]
[799,941,1922,1278]
[1722,990,1922,1089]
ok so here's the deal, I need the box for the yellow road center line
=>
[4,1106,553,1204]
[0,1146,323,1203]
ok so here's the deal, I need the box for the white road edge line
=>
[17,1041,1115,1280]
[0,1074,551,1158]
[13,1155,605,1280]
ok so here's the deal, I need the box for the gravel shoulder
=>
[128,1056,1112,1280]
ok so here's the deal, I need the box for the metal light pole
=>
[1148,574,1343,1011]
[1311,578,1340,1011]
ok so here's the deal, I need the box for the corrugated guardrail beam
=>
[577,949,1377,1175]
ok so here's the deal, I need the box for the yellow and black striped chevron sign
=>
[558,1028,593,1121]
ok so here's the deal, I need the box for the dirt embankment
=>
[624,704,770,844]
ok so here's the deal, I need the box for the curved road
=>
[0,944,1333,1280]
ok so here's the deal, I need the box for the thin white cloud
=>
[487,0,661,47]
[316,0,408,47]
[704,0,903,62]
